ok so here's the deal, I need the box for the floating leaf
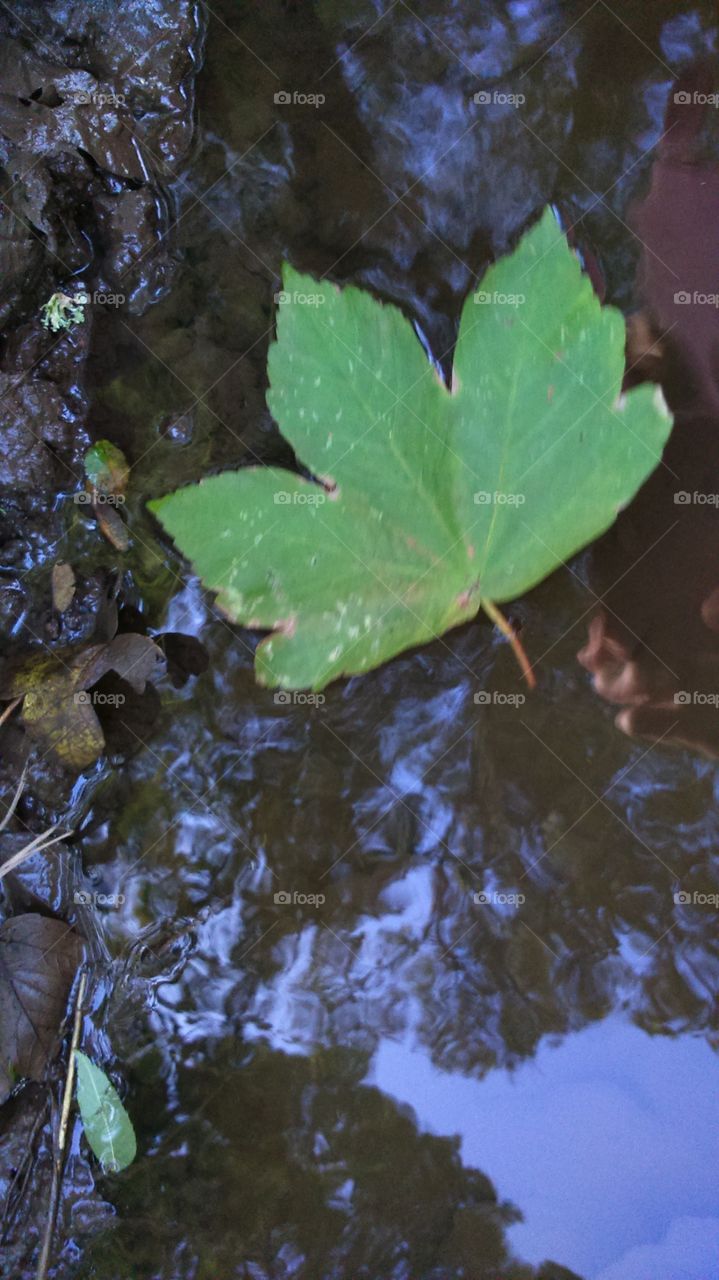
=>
[74,1050,136,1173]
[0,634,164,768]
[0,915,84,1102]
[150,208,673,691]
[82,440,131,549]
[94,501,130,552]
[84,439,130,499]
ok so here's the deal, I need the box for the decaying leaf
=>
[51,562,76,614]
[84,440,130,499]
[81,440,131,549]
[74,1051,137,1173]
[0,634,164,769]
[0,915,84,1102]
[94,501,130,552]
[150,208,674,691]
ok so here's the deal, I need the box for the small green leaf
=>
[84,439,130,498]
[74,1050,136,1173]
[150,207,673,691]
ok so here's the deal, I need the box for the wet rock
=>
[0,0,204,795]
[92,187,172,313]
[0,359,89,492]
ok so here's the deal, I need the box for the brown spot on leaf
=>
[277,615,297,638]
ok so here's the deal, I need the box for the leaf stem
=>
[481,599,537,689]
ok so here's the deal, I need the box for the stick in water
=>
[35,970,87,1280]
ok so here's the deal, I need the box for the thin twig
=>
[35,970,87,1280]
[0,696,22,728]
[0,762,28,832]
[0,827,72,881]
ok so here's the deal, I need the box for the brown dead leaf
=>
[0,915,84,1102]
[81,633,165,693]
[0,635,164,769]
[94,502,130,552]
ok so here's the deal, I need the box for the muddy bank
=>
[0,1,202,814]
[0,5,203,1272]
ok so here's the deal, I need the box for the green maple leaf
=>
[149,208,672,691]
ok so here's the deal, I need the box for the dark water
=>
[13,2,719,1277]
